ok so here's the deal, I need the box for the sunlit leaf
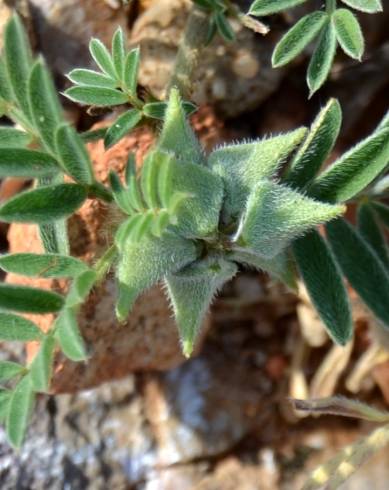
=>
[333,8,364,60]
[284,98,342,188]
[0,361,25,382]
[0,127,31,148]
[55,308,88,362]
[307,20,337,97]
[0,253,89,278]
[309,127,389,203]
[340,0,382,13]
[28,59,63,152]
[65,86,128,107]
[104,109,142,149]
[272,11,328,67]
[55,124,94,185]
[0,183,87,224]
[0,313,43,342]
[6,375,35,448]
[0,284,64,314]
[0,149,59,178]
[89,38,116,79]
[249,0,308,16]
[67,69,117,88]
[29,335,56,392]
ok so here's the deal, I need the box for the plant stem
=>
[94,244,118,283]
[326,0,337,14]
[167,6,210,100]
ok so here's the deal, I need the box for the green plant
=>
[0,12,387,462]
[248,0,384,95]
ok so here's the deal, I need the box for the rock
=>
[28,0,132,76]
[131,0,283,117]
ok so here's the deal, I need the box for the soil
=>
[0,1,389,489]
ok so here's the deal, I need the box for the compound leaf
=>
[55,124,94,185]
[0,127,31,148]
[112,27,126,80]
[0,253,89,278]
[123,47,140,95]
[309,127,389,203]
[65,86,128,107]
[284,98,342,188]
[0,284,64,314]
[6,375,34,448]
[340,0,382,13]
[28,59,63,152]
[210,128,307,220]
[0,361,25,382]
[326,218,389,328]
[116,233,198,322]
[89,38,116,79]
[0,390,11,423]
[307,20,337,97]
[104,109,142,149]
[333,8,364,60]
[238,180,344,259]
[66,270,97,308]
[55,308,88,362]
[29,335,55,392]
[166,257,238,357]
[0,313,43,342]
[293,229,352,345]
[4,14,33,119]
[0,183,87,224]
[272,11,328,67]
[215,12,235,42]
[67,68,118,88]
[249,0,308,16]
[0,149,59,178]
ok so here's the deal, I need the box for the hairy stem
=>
[326,0,337,14]
[167,6,210,99]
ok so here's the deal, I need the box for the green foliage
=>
[0,313,43,342]
[0,284,64,314]
[309,126,389,202]
[327,218,389,327]
[0,15,388,457]
[293,230,352,344]
[284,99,342,188]
[193,0,236,43]
[0,253,90,278]
[6,375,34,448]
[55,308,88,362]
[249,0,384,95]
[0,184,87,224]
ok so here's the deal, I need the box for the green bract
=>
[249,0,383,95]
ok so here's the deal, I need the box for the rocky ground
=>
[0,0,389,488]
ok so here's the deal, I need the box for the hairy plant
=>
[249,0,384,95]
[0,14,387,461]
